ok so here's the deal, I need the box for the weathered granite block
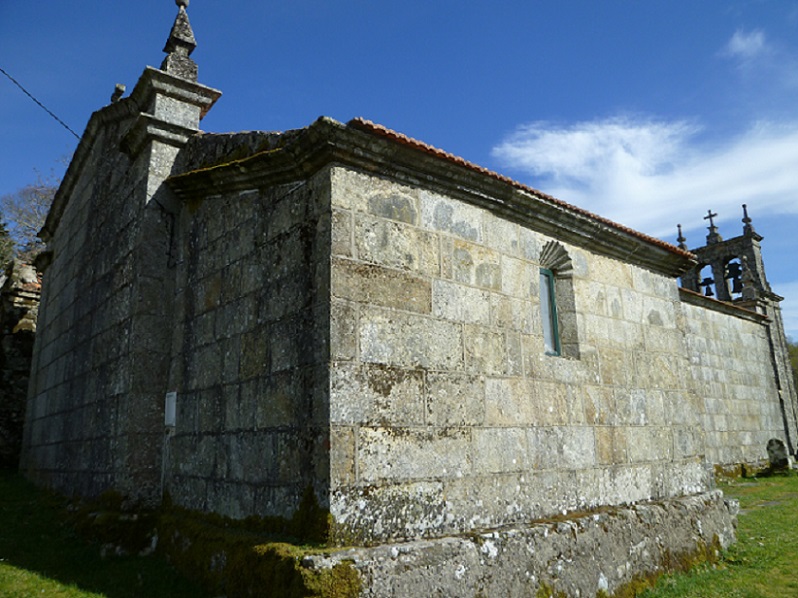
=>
[333,258,432,314]
[330,363,425,426]
[448,239,501,290]
[426,372,486,426]
[331,208,354,257]
[354,215,440,276]
[331,480,447,545]
[357,426,471,482]
[472,427,529,474]
[529,426,597,470]
[484,377,535,426]
[367,191,419,225]
[463,325,508,376]
[359,307,463,370]
[420,191,483,242]
[432,279,490,325]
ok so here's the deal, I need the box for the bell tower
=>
[678,205,773,306]
[678,206,798,455]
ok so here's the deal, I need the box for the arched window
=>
[539,267,560,355]
[539,242,579,359]
[724,258,743,300]
[697,264,715,297]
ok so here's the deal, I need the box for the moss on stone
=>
[714,461,775,480]
[62,484,353,596]
[302,561,362,598]
[535,581,567,598]
[158,516,361,597]
[606,535,723,597]
[65,489,158,555]
[291,485,332,544]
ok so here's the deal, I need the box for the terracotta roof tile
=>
[348,118,694,260]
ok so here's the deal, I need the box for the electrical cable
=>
[0,66,81,140]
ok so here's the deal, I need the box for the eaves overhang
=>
[167,116,697,278]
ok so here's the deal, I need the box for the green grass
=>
[641,474,798,598]
[0,471,207,598]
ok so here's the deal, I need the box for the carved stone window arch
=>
[539,241,579,359]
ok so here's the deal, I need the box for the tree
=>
[0,218,13,268]
[0,178,57,261]
[789,338,798,392]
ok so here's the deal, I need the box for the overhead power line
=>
[0,66,81,140]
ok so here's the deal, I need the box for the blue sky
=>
[2,1,797,338]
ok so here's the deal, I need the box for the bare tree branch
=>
[0,219,14,267]
[1,176,57,261]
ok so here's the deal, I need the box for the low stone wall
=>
[156,489,736,597]
[303,490,737,597]
[0,261,40,468]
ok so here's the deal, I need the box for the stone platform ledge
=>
[303,491,738,598]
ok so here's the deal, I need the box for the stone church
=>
[20,2,797,595]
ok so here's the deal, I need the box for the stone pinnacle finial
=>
[677,224,688,251]
[110,83,126,103]
[742,203,756,236]
[740,256,758,300]
[161,0,198,81]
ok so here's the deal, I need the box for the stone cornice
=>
[168,117,697,278]
[128,67,221,121]
[121,114,199,157]
[679,287,770,324]
[41,67,221,242]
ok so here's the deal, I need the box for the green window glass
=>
[540,268,560,356]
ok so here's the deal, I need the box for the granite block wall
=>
[21,119,174,503]
[327,167,708,544]
[21,118,793,552]
[162,169,332,520]
[681,299,785,465]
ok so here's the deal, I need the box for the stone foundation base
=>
[304,491,738,597]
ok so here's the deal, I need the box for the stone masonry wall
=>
[20,117,175,505]
[327,167,708,545]
[22,121,136,498]
[307,490,737,598]
[163,168,332,520]
[681,299,785,465]
[0,261,40,468]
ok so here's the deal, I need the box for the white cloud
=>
[722,29,768,64]
[719,28,798,90]
[492,117,798,238]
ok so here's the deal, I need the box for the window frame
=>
[539,267,561,356]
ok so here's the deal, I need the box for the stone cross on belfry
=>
[704,209,722,244]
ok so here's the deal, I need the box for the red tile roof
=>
[349,117,694,260]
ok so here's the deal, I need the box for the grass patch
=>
[0,471,207,598]
[641,474,798,598]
